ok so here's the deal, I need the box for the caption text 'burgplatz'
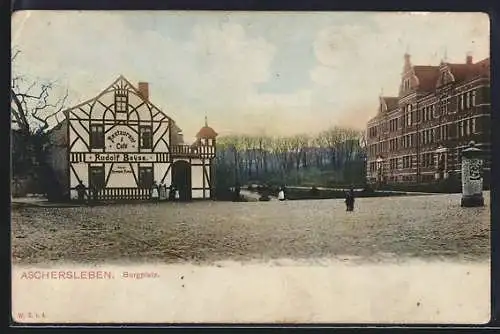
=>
[19,270,161,280]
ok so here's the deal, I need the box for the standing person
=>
[278,187,285,201]
[151,181,159,201]
[345,187,355,211]
[75,181,87,203]
[90,184,99,205]
[344,189,351,211]
[159,181,167,201]
[169,184,176,201]
[234,184,241,202]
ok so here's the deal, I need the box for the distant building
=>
[46,76,218,201]
[366,53,490,185]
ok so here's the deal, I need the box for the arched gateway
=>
[45,76,217,201]
[172,160,192,201]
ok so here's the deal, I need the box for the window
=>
[90,124,105,149]
[460,94,464,110]
[115,92,128,113]
[472,118,477,134]
[89,166,105,190]
[472,90,476,106]
[390,158,397,170]
[138,166,154,188]
[448,123,456,139]
[139,126,152,149]
[403,156,411,169]
[458,121,464,137]
[465,92,470,109]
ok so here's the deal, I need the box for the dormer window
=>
[440,72,446,85]
[403,79,410,90]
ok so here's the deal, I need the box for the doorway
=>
[172,160,192,201]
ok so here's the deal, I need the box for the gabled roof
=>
[381,96,399,111]
[472,57,490,77]
[413,65,440,92]
[439,57,490,86]
[60,75,174,124]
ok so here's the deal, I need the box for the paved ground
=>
[11,192,490,265]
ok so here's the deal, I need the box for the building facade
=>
[366,53,490,185]
[46,75,218,201]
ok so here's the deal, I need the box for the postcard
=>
[11,10,491,324]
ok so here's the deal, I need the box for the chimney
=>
[138,82,149,100]
[466,53,473,65]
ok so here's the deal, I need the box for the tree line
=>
[214,127,367,191]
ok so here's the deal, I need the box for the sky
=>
[12,11,489,142]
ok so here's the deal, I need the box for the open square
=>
[12,192,490,265]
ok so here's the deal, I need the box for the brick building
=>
[366,53,490,185]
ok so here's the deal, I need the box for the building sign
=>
[111,164,133,174]
[106,128,137,151]
[84,153,157,163]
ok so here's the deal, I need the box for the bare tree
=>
[11,49,69,180]
[215,125,367,188]
[11,49,69,135]
[288,134,309,182]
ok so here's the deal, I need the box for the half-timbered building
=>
[46,76,217,201]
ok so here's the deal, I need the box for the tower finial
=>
[204,114,208,127]
[444,46,448,62]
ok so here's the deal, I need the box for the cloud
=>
[308,12,490,128]
[11,11,490,138]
